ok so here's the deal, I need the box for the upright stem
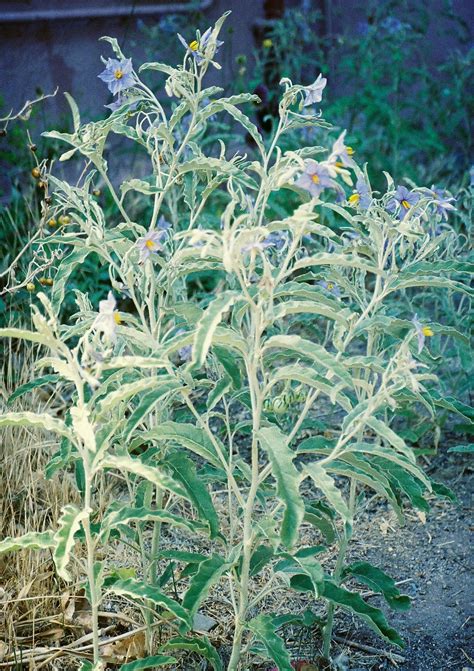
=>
[322,479,357,659]
[83,476,100,664]
[228,308,263,671]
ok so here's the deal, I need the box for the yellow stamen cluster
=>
[145,239,157,250]
[346,146,355,155]
[189,40,199,51]
[114,69,123,80]
[401,199,411,209]
[348,193,360,205]
[311,174,320,184]
[422,326,433,337]
[113,312,122,325]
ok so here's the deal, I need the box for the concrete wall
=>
[0,0,472,127]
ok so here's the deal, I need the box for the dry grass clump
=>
[0,341,81,664]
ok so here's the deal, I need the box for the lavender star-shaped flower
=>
[295,160,333,198]
[386,185,420,220]
[136,230,165,262]
[177,27,223,65]
[331,131,357,169]
[98,58,135,96]
[412,314,434,353]
[348,176,371,209]
[303,73,327,107]
[431,187,456,220]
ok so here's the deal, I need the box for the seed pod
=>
[31,167,41,178]
[26,282,35,292]
[29,144,38,152]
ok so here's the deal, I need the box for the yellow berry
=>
[31,167,41,178]
[58,214,71,225]
[92,189,101,197]
[48,218,57,227]
[26,283,35,292]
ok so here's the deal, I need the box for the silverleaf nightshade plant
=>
[0,12,471,671]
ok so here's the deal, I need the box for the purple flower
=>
[264,231,287,251]
[157,215,172,231]
[318,280,340,297]
[98,58,135,95]
[105,91,139,112]
[136,230,165,262]
[348,176,371,209]
[331,131,356,169]
[295,161,333,198]
[177,27,223,66]
[176,329,192,361]
[303,73,327,107]
[386,185,420,220]
[430,187,456,220]
[412,314,434,354]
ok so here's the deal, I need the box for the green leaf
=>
[64,92,81,132]
[0,411,72,440]
[123,381,183,441]
[0,327,50,347]
[101,454,188,500]
[206,376,232,411]
[106,578,191,628]
[118,656,177,671]
[103,506,206,536]
[247,614,293,670]
[51,248,91,314]
[7,374,60,405]
[387,276,473,297]
[258,426,304,549]
[182,555,230,618]
[303,462,350,522]
[0,531,55,554]
[142,422,221,468]
[192,291,239,367]
[166,453,219,538]
[97,376,173,417]
[322,581,404,647]
[448,444,474,454]
[263,335,353,386]
[343,561,411,611]
[273,300,350,327]
[275,553,324,595]
[365,417,416,464]
[162,636,222,670]
[53,505,91,581]
[292,252,381,276]
[270,364,352,412]
[213,345,242,389]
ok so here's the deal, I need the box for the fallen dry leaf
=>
[100,630,146,663]
[0,641,8,662]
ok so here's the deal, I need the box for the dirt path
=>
[335,453,473,670]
